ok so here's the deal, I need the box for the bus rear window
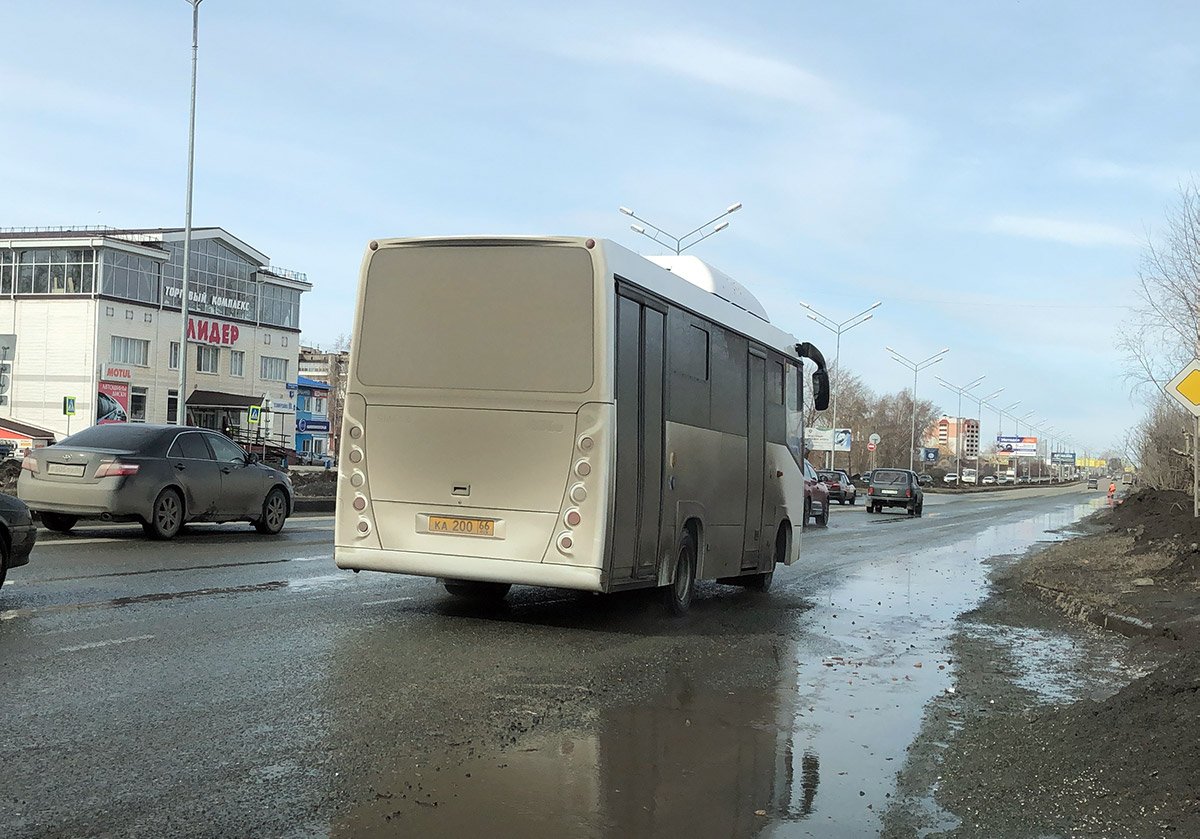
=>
[357,245,595,393]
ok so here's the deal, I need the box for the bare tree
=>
[1120,181,1200,391]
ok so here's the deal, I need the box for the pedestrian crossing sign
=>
[62,396,76,416]
[248,405,262,425]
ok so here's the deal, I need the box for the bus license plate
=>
[428,515,496,537]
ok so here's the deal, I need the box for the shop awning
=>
[0,418,58,442]
[186,390,262,409]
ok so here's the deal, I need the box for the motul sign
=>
[187,316,240,346]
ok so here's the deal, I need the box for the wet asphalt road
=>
[0,485,1107,838]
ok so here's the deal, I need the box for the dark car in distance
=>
[0,492,37,590]
[818,470,857,505]
[18,424,294,540]
[866,468,924,516]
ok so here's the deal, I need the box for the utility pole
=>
[177,0,203,426]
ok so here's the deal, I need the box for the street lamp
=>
[177,0,203,425]
[619,202,742,254]
[800,300,881,470]
[985,399,1021,481]
[886,346,949,470]
[936,375,985,483]
[973,388,1004,477]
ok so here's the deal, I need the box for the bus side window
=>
[785,362,803,463]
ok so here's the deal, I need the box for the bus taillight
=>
[565,509,582,527]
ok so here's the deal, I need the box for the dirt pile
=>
[1110,488,1200,570]
[290,469,337,497]
[933,646,1200,836]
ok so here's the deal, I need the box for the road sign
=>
[869,433,881,445]
[247,405,262,425]
[1166,358,1200,417]
[867,442,876,452]
[62,396,76,416]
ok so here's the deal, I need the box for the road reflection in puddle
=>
[337,671,800,837]
[332,496,1109,837]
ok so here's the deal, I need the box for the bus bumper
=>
[335,546,605,592]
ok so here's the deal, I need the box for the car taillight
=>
[21,455,38,474]
[96,461,140,478]
[867,486,873,495]
[906,488,912,498]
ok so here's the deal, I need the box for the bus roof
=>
[600,239,802,359]
[367,236,804,360]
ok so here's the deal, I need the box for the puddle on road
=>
[334,496,1115,837]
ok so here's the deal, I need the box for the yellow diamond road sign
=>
[1167,359,1200,417]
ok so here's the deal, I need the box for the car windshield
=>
[872,470,909,485]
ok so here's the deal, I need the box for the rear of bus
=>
[334,238,611,592]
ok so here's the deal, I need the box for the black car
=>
[818,470,857,505]
[0,492,38,590]
[866,468,924,516]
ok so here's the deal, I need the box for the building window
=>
[130,386,148,422]
[263,333,271,345]
[110,335,150,367]
[169,342,180,370]
[312,395,327,415]
[282,336,289,347]
[12,248,96,295]
[144,313,153,323]
[105,306,114,317]
[100,249,160,304]
[161,238,257,320]
[260,356,288,381]
[230,350,244,377]
[258,282,301,328]
[167,389,179,425]
[196,345,220,374]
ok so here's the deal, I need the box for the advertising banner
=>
[1051,452,1077,465]
[97,380,129,424]
[922,447,939,463]
[806,428,852,452]
[996,435,1038,458]
[296,418,330,433]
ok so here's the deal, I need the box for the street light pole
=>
[177,0,203,426]
[800,300,882,470]
[936,375,985,484]
[886,346,949,470]
[974,388,1004,478]
[619,203,743,254]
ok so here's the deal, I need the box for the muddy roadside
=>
[884,490,1200,838]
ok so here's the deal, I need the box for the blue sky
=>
[3,0,1195,454]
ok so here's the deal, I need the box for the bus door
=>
[613,291,666,583]
[743,351,766,570]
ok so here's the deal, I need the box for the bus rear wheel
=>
[664,531,697,615]
[443,580,511,602]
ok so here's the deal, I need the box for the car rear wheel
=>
[816,503,829,526]
[0,536,8,590]
[664,530,697,615]
[254,487,289,535]
[803,499,812,528]
[143,488,184,540]
[849,494,856,505]
[41,512,78,534]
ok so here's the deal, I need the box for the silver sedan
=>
[18,424,294,539]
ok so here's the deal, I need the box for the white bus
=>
[334,237,830,613]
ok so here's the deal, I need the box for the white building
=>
[0,226,311,448]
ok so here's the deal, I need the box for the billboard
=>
[806,428,852,452]
[1051,452,1077,465]
[97,380,128,424]
[996,435,1038,457]
[922,447,939,463]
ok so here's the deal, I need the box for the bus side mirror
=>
[812,368,830,411]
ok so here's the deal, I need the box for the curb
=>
[294,497,335,514]
[1022,581,1175,640]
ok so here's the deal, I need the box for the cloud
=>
[1065,158,1183,193]
[986,214,1142,248]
